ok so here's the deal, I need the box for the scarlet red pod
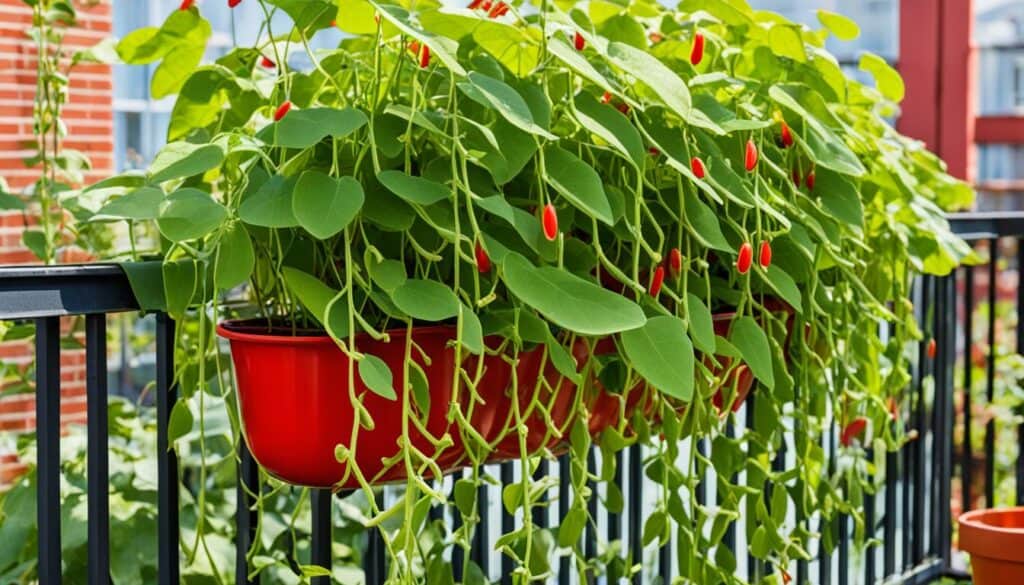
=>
[229,0,243,6]
[840,417,868,447]
[690,32,705,65]
[648,147,660,157]
[669,248,682,276]
[542,204,558,241]
[180,0,195,9]
[488,1,507,18]
[274,101,292,121]
[927,338,937,359]
[690,157,706,179]
[260,55,275,68]
[649,266,665,297]
[736,243,753,274]
[806,171,816,191]
[467,0,484,8]
[780,121,793,148]
[744,139,758,172]
[616,103,630,115]
[649,31,664,44]
[887,397,899,421]
[574,32,585,51]
[759,241,772,268]
[418,43,431,68]
[792,168,801,188]
[601,91,612,105]
[475,242,491,273]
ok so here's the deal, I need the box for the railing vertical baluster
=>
[366,492,386,585]
[608,450,623,545]
[532,459,549,528]
[938,273,956,567]
[985,238,997,508]
[864,450,875,585]
[912,276,930,564]
[36,316,61,585]
[156,313,180,585]
[745,394,756,582]
[473,474,490,578]
[963,264,974,511]
[1018,238,1024,505]
[837,513,848,585]
[585,448,598,565]
[450,473,465,581]
[628,443,642,585]
[884,449,897,577]
[236,443,259,585]
[311,489,332,584]
[818,426,832,585]
[86,314,109,585]
[558,455,570,585]
[501,461,514,584]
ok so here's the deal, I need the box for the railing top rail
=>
[0,263,138,320]
[948,211,1024,240]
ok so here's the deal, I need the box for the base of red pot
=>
[959,507,1024,583]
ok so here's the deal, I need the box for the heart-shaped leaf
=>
[620,316,695,401]
[542,146,615,226]
[358,355,397,400]
[729,316,775,390]
[293,171,365,239]
[157,188,227,242]
[377,171,450,206]
[391,279,460,322]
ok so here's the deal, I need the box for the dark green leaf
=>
[620,316,695,401]
[157,188,227,242]
[358,355,397,400]
[391,279,459,322]
[293,171,364,239]
[542,145,614,225]
[729,316,775,390]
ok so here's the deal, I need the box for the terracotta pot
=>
[217,320,462,488]
[959,507,1024,583]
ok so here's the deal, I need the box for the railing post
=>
[86,314,110,585]
[156,313,180,585]
[237,442,259,584]
[36,316,61,585]
[311,489,332,584]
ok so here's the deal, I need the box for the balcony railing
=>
[3,211,1024,584]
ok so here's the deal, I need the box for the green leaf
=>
[265,0,336,31]
[859,52,905,102]
[214,223,254,290]
[542,145,614,225]
[470,20,541,78]
[366,257,407,292]
[558,507,587,547]
[239,175,298,228]
[459,72,556,139]
[769,84,866,176]
[606,41,691,121]
[377,171,450,206]
[149,142,225,183]
[95,186,163,220]
[459,305,484,355]
[573,92,644,166]
[292,171,364,239]
[760,266,802,314]
[620,316,695,401]
[151,41,205,99]
[262,107,368,149]
[358,355,397,400]
[157,188,227,242]
[547,37,615,94]
[391,279,460,322]
[546,333,581,384]
[817,10,860,40]
[122,261,167,312]
[749,525,769,558]
[167,401,193,445]
[369,1,466,76]
[728,316,774,390]
[814,168,864,228]
[502,253,645,336]
[334,0,378,35]
[162,260,197,320]
[686,294,716,354]
[769,25,806,62]
[683,191,731,251]
[281,267,347,337]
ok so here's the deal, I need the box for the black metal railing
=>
[3,212,1024,584]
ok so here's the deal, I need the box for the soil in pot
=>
[959,507,1024,583]
[217,320,463,489]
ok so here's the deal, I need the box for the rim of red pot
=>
[959,507,1024,561]
[216,318,458,346]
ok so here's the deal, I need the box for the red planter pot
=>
[959,507,1024,583]
[217,321,462,489]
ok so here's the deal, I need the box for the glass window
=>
[746,0,899,62]
[976,144,1024,211]
[976,0,1024,115]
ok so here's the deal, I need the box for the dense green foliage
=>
[12,0,978,583]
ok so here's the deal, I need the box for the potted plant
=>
[95,0,974,581]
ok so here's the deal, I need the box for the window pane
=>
[976,144,1024,210]
[746,0,900,62]
[976,0,1024,114]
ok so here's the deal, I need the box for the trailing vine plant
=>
[92,0,976,583]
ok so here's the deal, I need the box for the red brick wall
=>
[0,0,113,485]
